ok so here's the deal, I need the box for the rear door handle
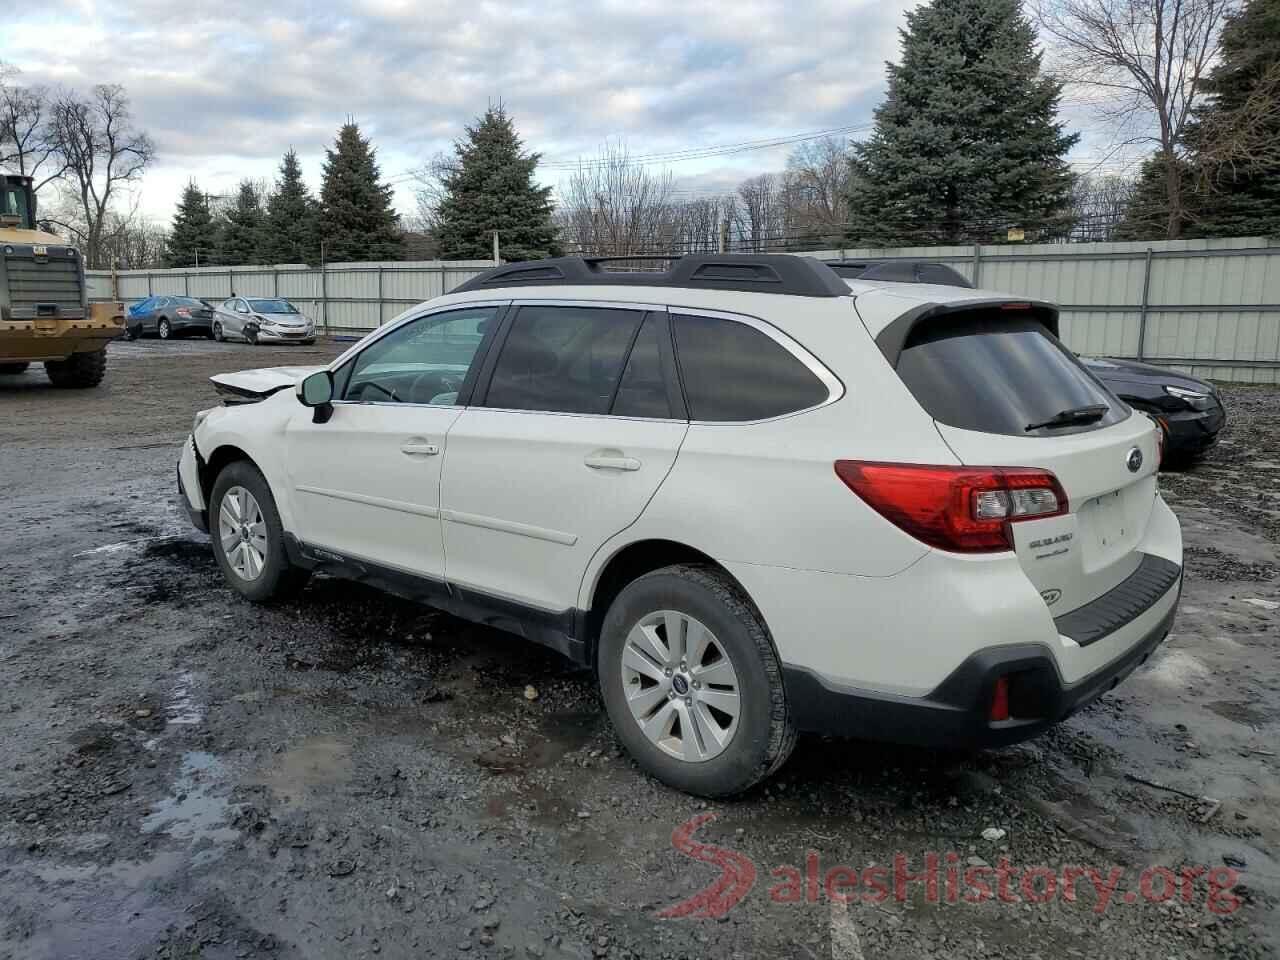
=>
[584,455,641,471]
[401,439,440,456]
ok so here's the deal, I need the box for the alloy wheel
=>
[620,610,741,762]
[218,485,269,581]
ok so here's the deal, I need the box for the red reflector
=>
[1000,302,1033,310]
[990,676,1010,722]
[834,461,1068,553]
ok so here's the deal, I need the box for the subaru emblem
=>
[1126,447,1143,472]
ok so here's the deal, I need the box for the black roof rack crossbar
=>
[823,259,974,289]
[451,254,851,298]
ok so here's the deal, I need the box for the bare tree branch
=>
[1035,0,1236,238]
[50,83,155,268]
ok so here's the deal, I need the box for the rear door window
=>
[611,314,672,419]
[672,313,830,421]
[895,313,1125,436]
[484,305,645,415]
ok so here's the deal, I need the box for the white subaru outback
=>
[178,254,1182,797]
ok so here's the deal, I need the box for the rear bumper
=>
[782,563,1181,748]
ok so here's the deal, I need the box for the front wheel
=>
[158,318,172,340]
[44,350,107,388]
[209,461,309,603]
[597,564,796,797]
[246,327,259,345]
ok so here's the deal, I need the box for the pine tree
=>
[1114,155,1198,240]
[1185,0,1280,238]
[218,180,267,265]
[166,181,219,267]
[845,0,1078,245]
[318,122,403,263]
[264,149,320,266]
[434,105,560,261]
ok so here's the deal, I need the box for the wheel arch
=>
[580,538,759,665]
[198,443,257,506]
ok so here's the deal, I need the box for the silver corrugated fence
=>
[88,239,1280,382]
[798,238,1280,384]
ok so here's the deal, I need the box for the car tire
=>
[212,322,225,342]
[124,324,140,341]
[246,327,259,345]
[597,563,796,797]
[209,460,309,604]
[44,349,107,388]
[0,362,31,375]
[158,318,172,340]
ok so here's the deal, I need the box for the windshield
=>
[1,182,34,228]
[249,299,299,314]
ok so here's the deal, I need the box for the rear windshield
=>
[895,313,1126,437]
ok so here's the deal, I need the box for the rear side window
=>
[611,314,672,419]
[672,313,829,421]
[895,314,1125,436]
[485,305,644,415]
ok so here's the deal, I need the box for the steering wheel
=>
[358,380,399,402]
[408,372,463,404]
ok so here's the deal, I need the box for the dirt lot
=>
[1,338,1277,960]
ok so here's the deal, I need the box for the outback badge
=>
[1040,588,1062,606]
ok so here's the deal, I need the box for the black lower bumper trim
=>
[783,579,1180,748]
[176,463,208,533]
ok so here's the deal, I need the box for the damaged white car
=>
[178,255,1181,798]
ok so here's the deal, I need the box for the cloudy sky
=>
[9,0,1122,226]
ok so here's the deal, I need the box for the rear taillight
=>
[176,307,192,318]
[989,676,1010,721]
[834,461,1068,553]
[1153,420,1166,466]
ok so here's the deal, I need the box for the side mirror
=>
[297,370,335,423]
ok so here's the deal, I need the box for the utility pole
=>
[492,230,500,265]
[718,219,729,254]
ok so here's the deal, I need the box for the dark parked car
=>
[125,296,215,340]
[1081,357,1226,464]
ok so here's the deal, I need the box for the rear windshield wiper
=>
[1025,404,1109,432]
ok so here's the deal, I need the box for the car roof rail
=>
[451,254,852,298]
[823,259,974,289]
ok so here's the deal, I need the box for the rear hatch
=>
[886,305,1163,616]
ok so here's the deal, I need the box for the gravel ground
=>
[1,338,1277,960]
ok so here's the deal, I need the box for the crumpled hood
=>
[210,365,323,399]
[1081,356,1215,392]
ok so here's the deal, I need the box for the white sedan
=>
[212,297,316,345]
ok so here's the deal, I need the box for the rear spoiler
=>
[875,299,1060,368]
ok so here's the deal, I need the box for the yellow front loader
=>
[0,173,124,387]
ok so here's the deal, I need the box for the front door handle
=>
[584,454,641,471]
[401,439,440,456]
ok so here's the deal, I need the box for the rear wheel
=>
[0,362,30,375]
[158,318,172,339]
[597,564,796,797]
[212,321,225,342]
[209,461,308,603]
[124,324,140,341]
[44,350,107,388]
